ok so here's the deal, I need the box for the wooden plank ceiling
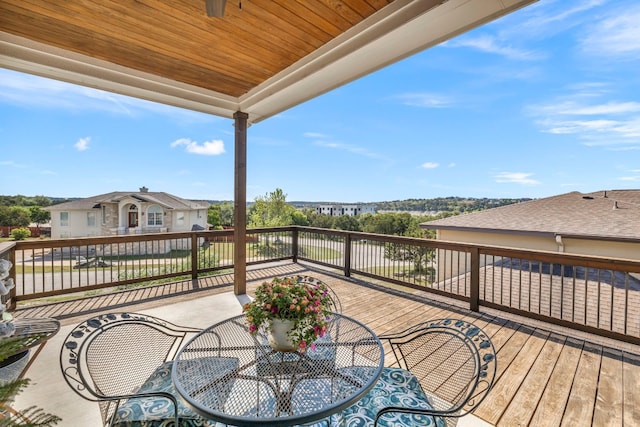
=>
[0,0,538,123]
[0,0,392,97]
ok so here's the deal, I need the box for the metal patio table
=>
[0,316,61,382]
[172,313,383,427]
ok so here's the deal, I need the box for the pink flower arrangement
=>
[243,276,333,351]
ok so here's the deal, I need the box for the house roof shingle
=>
[47,191,210,211]
[421,190,640,240]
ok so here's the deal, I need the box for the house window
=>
[101,205,106,225]
[60,212,69,227]
[87,212,96,227]
[176,212,185,226]
[147,205,163,226]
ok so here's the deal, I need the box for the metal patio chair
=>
[59,312,212,427]
[335,318,497,427]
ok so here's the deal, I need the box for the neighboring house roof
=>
[421,190,640,241]
[46,191,210,211]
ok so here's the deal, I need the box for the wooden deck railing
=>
[5,226,640,345]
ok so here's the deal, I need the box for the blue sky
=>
[2,0,640,203]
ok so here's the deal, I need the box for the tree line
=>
[0,206,50,228]
[0,195,58,228]
[373,197,531,213]
[2,190,523,238]
[207,188,469,239]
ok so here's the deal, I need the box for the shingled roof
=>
[47,191,209,211]
[421,190,640,241]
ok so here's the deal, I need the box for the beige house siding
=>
[437,229,640,261]
[433,227,640,283]
[433,230,551,283]
[561,237,640,261]
[437,230,559,252]
[50,209,100,239]
[423,192,640,282]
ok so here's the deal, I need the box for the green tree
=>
[29,206,51,228]
[290,210,310,226]
[0,207,31,227]
[32,195,52,207]
[207,205,222,229]
[306,212,335,229]
[360,213,436,278]
[361,212,412,235]
[333,215,361,231]
[219,202,234,226]
[248,188,306,227]
[0,206,9,226]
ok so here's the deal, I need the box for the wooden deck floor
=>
[15,262,640,426]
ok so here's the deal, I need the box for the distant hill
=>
[278,197,532,214]
[2,195,531,214]
[371,197,532,214]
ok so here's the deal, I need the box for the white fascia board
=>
[0,32,239,118]
[242,0,537,123]
[0,0,536,124]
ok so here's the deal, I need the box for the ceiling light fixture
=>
[205,0,227,17]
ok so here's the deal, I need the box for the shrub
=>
[10,228,31,241]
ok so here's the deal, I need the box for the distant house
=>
[46,187,210,239]
[420,190,640,261]
[315,204,376,217]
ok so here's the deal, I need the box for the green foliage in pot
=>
[243,276,333,352]
[0,336,61,426]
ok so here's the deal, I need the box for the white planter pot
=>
[0,349,30,385]
[268,319,297,352]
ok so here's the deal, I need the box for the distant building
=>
[47,187,209,239]
[316,204,376,217]
[421,190,640,261]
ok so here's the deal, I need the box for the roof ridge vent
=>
[613,200,618,210]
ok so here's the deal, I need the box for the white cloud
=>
[171,138,225,155]
[0,69,217,122]
[537,101,640,116]
[489,0,606,41]
[303,132,328,138]
[421,162,439,169]
[528,90,640,149]
[495,172,540,185]
[520,0,605,29]
[305,133,385,160]
[75,137,90,151]
[445,35,545,61]
[544,119,622,134]
[396,93,451,108]
[0,160,26,168]
[580,6,640,59]
[619,175,640,182]
[314,140,383,159]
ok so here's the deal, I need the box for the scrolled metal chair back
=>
[381,318,496,426]
[59,312,200,426]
